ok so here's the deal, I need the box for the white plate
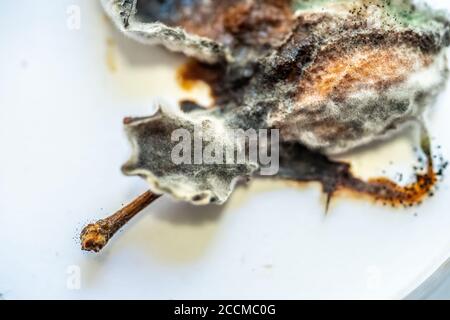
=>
[1,0,450,299]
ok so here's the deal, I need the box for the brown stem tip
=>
[80,190,161,252]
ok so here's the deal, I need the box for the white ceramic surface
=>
[1,0,450,299]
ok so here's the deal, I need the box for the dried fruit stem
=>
[80,191,160,252]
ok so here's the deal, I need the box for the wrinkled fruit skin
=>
[103,0,450,204]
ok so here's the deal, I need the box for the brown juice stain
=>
[176,59,223,98]
[334,162,437,208]
[282,162,438,210]
[176,61,199,91]
[276,141,444,210]
[106,38,117,73]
